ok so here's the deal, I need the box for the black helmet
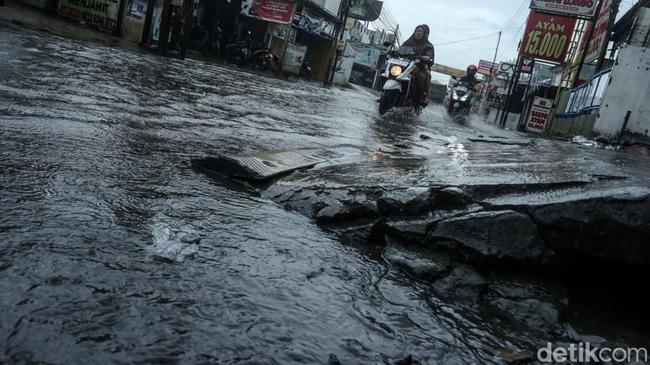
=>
[467,64,478,76]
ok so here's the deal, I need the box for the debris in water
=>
[149,217,200,262]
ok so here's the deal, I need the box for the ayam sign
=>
[526,97,553,133]
[530,0,599,19]
[241,0,296,25]
[520,11,577,63]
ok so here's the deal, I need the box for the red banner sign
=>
[240,0,296,24]
[520,11,577,63]
[580,0,612,63]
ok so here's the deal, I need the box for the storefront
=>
[292,2,337,81]
[58,0,124,33]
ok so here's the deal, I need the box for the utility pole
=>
[325,0,352,86]
[481,31,501,116]
[572,0,605,88]
[500,55,522,127]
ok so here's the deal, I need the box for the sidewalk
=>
[0,0,140,52]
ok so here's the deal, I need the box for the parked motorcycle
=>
[225,31,278,72]
[299,62,312,80]
[447,80,475,119]
[378,46,428,116]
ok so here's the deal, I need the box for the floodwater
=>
[0,24,607,364]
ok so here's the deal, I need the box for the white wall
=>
[593,46,650,141]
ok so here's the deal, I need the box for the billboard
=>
[520,11,577,63]
[530,0,599,19]
[431,64,465,78]
[241,0,297,24]
[58,0,120,32]
[348,0,383,22]
[282,43,308,74]
[478,60,497,76]
[581,0,612,63]
[526,97,553,133]
[350,44,383,69]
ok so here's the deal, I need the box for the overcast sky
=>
[381,0,636,81]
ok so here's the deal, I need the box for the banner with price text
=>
[519,11,577,63]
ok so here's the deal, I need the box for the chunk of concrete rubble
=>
[523,193,650,266]
[377,187,432,216]
[497,348,534,364]
[433,264,488,299]
[325,219,384,245]
[384,245,451,281]
[384,218,435,243]
[431,186,471,210]
[485,276,568,335]
[266,186,381,223]
[491,298,562,335]
[430,210,545,262]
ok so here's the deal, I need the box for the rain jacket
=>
[402,25,435,62]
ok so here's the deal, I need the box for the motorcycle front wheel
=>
[379,90,400,116]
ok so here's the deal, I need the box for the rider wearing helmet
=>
[459,65,481,90]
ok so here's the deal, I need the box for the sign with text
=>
[241,0,296,25]
[581,0,612,63]
[519,57,535,74]
[520,11,577,63]
[498,62,516,79]
[527,97,553,133]
[350,44,383,69]
[58,0,120,32]
[431,63,465,78]
[348,0,384,22]
[282,42,308,74]
[478,60,497,76]
[530,0,599,19]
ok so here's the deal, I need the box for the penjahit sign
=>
[58,0,120,32]
[520,11,577,63]
[530,0,599,18]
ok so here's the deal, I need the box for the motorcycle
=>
[378,46,428,116]
[299,62,312,80]
[447,80,475,119]
[225,31,278,71]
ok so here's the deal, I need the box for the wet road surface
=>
[2,23,650,364]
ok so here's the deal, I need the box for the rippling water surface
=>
[0,24,550,364]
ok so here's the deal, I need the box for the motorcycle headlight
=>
[461,94,470,102]
[390,65,403,77]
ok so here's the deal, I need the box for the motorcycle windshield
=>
[397,46,415,56]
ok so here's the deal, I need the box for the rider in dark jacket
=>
[401,25,435,106]
[459,64,481,90]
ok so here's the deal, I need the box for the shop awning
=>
[302,0,340,23]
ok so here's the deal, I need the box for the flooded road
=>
[2,24,648,364]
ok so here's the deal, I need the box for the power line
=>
[434,32,500,46]
[500,0,529,30]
